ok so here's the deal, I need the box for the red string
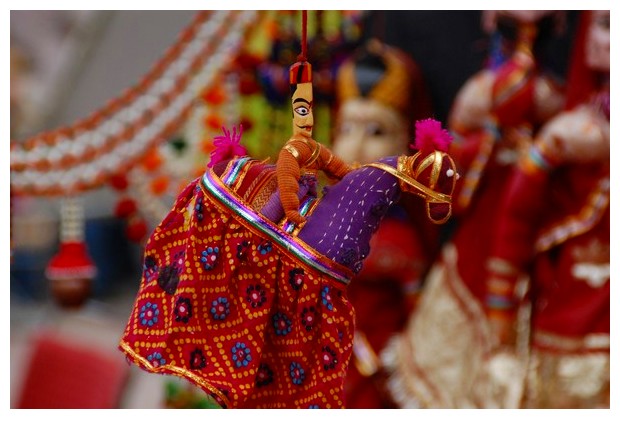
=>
[298,10,308,62]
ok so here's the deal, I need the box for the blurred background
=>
[10,10,582,409]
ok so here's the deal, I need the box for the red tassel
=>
[46,241,97,280]
[46,241,97,308]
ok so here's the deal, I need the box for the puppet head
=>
[402,119,458,224]
[333,39,431,165]
[450,11,567,134]
[289,60,314,138]
[585,10,610,73]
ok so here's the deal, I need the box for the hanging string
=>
[298,10,308,61]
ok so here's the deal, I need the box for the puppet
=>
[119,11,457,407]
[380,11,567,408]
[118,116,457,408]
[482,10,609,408]
[330,39,438,408]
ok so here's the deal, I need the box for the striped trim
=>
[282,196,317,234]
[222,156,252,186]
[201,168,352,285]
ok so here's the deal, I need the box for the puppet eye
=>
[366,123,385,137]
[294,106,310,116]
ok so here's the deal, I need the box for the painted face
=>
[586,10,610,72]
[291,82,314,137]
[333,98,409,165]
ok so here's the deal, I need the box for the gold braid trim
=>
[119,340,231,408]
[283,138,322,168]
[282,144,301,160]
[365,161,451,204]
[305,140,322,167]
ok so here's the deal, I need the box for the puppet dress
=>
[119,156,355,409]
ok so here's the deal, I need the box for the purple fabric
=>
[297,156,401,273]
[260,174,318,223]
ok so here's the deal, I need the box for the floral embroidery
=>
[210,297,230,320]
[189,348,206,369]
[288,268,305,291]
[321,346,338,371]
[289,362,306,385]
[257,240,272,255]
[236,240,251,261]
[321,285,334,311]
[174,297,192,323]
[147,351,166,368]
[173,250,186,267]
[255,363,274,387]
[301,306,318,331]
[246,284,267,308]
[157,264,180,295]
[201,247,219,271]
[194,194,204,221]
[231,342,252,368]
[142,255,158,283]
[139,302,159,327]
[272,312,292,336]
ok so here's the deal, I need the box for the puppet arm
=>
[276,137,312,225]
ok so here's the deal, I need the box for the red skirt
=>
[119,164,355,408]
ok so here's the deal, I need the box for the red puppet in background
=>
[380,11,568,408]
[483,10,609,408]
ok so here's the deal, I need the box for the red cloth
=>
[451,131,518,303]
[119,176,355,408]
[17,330,129,408]
[492,162,610,348]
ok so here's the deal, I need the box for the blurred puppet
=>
[380,11,568,408]
[119,13,458,408]
[331,39,439,408]
[482,10,610,408]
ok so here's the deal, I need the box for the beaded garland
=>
[10,11,257,196]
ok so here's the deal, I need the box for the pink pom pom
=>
[410,119,452,153]
[208,124,247,167]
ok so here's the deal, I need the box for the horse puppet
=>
[119,119,457,408]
